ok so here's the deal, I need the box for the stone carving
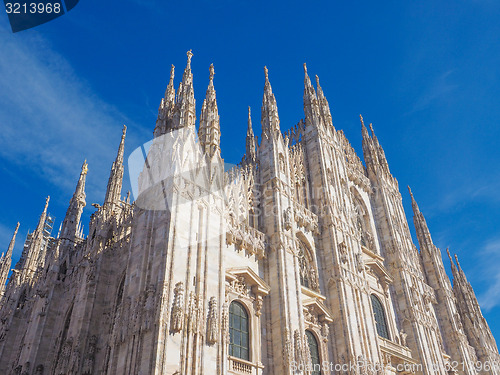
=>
[206,297,218,345]
[254,296,263,317]
[221,301,229,342]
[82,335,97,375]
[284,207,293,230]
[355,253,365,273]
[338,241,348,263]
[142,284,156,332]
[228,276,250,297]
[294,329,303,366]
[283,328,292,371]
[321,323,330,342]
[170,282,184,333]
[304,306,318,324]
[309,266,319,291]
[55,337,73,375]
[400,329,408,347]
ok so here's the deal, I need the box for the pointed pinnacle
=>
[44,196,50,211]
[122,124,127,137]
[446,248,455,266]
[170,65,175,83]
[454,254,462,271]
[360,114,365,127]
[369,123,375,137]
[81,160,88,175]
[186,50,193,68]
[247,106,254,133]
[315,75,321,90]
[264,66,269,81]
[209,63,215,85]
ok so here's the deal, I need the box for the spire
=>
[246,106,257,161]
[315,74,333,127]
[0,222,20,294]
[360,114,370,139]
[199,63,221,158]
[261,66,280,137]
[60,160,87,241]
[104,126,126,208]
[408,185,419,212]
[6,222,20,260]
[408,186,436,255]
[303,63,320,127]
[154,65,176,138]
[454,254,463,273]
[361,116,391,176]
[173,50,196,129]
[20,197,50,281]
[447,248,458,276]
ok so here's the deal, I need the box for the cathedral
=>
[0,51,498,375]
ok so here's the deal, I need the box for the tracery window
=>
[306,330,321,375]
[298,241,319,291]
[229,301,250,360]
[371,294,390,339]
[298,244,311,288]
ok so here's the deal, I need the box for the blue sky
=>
[1,0,499,340]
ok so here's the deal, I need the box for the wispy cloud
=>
[408,70,459,114]
[475,238,500,311]
[0,24,132,203]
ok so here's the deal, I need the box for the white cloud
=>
[475,238,500,311]
[0,24,133,203]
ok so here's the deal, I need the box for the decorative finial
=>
[407,185,413,198]
[369,123,375,137]
[303,63,307,74]
[446,248,453,262]
[315,74,320,87]
[122,124,127,137]
[209,63,215,83]
[170,64,175,80]
[248,106,251,117]
[82,160,88,175]
[187,50,193,66]
[45,196,50,207]
[454,254,461,269]
[264,66,269,80]
[359,114,365,126]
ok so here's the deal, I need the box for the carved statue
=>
[206,297,218,344]
[170,282,184,333]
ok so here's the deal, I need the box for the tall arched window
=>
[306,330,321,375]
[229,301,250,360]
[371,294,390,339]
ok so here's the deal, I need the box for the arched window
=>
[371,294,390,339]
[229,301,250,360]
[306,330,321,375]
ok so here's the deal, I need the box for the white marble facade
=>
[0,51,498,375]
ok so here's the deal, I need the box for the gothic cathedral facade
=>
[0,51,498,375]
